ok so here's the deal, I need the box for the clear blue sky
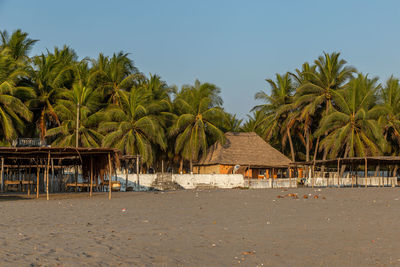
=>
[1,0,400,118]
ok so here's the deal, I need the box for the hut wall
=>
[194,164,221,174]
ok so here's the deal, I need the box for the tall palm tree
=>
[100,87,166,165]
[241,110,267,135]
[252,73,296,160]
[317,74,385,158]
[0,48,33,142]
[222,112,243,132]
[295,52,356,161]
[46,62,103,147]
[27,47,77,140]
[378,76,400,155]
[171,80,226,171]
[0,29,37,64]
[90,51,141,104]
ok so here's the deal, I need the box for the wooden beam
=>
[108,153,112,200]
[125,164,128,192]
[36,161,40,198]
[90,156,93,197]
[27,162,31,196]
[136,156,140,190]
[46,152,50,200]
[0,157,3,193]
[51,158,54,193]
[337,158,340,188]
[364,158,368,188]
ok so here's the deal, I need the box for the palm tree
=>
[46,62,103,147]
[170,80,226,172]
[0,29,37,64]
[252,73,296,160]
[378,76,400,155]
[90,52,141,104]
[27,46,77,140]
[0,48,33,142]
[241,110,267,135]
[99,87,166,165]
[222,112,243,132]
[295,52,356,161]
[317,74,385,158]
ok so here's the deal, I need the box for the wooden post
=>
[46,152,50,200]
[125,162,129,192]
[51,159,54,193]
[89,156,93,197]
[364,158,368,188]
[36,161,40,198]
[289,167,292,188]
[74,165,78,192]
[108,153,112,200]
[27,162,31,196]
[337,158,340,188]
[311,163,315,188]
[0,157,3,193]
[136,156,140,190]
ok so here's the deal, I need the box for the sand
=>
[0,188,399,266]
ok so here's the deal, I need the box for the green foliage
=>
[170,80,226,165]
[1,28,400,170]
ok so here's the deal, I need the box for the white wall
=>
[304,177,397,187]
[244,178,297,188]
[114,173,244,190]
[172,174,244,189]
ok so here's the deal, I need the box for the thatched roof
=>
[196,132,291,168]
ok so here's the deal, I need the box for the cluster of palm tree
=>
[0,29,230,172]
[250,52,400,162]
[1,29,400,172]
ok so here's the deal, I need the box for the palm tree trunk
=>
[321,101,331,173]
[76,103,80,148]
[313,136,320,161]
[287,128,295,162]
[340,144,350,177]
[306,129,310,162]
[179,158,183,174]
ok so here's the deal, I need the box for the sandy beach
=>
[1,188,399,266]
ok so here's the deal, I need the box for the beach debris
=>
[243,251,255,255]
[213,221,217,224]
[303,195,308,199]
[212,243,216,247]
[277,193,298,199]
[266,221,271,225]
[314,195,319,199]
[122,208,127,212]
[322,196,326,199]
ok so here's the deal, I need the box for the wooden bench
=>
[101,180,121,191]
[66,182,91,191]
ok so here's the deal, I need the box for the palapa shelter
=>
[290,156,400,187]
[0,146,121,200]
[193,132,292,178]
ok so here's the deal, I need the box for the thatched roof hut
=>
[194,132,291,178]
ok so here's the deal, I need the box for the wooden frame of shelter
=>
[120,155,140,191]
[291,156,400,188]
[0,147,120,200]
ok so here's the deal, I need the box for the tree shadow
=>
[0,194,34,202]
